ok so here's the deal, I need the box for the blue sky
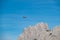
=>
[0,0,60,40]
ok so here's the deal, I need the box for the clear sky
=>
[0,0,60,40]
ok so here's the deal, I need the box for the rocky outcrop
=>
[17,22,60,40]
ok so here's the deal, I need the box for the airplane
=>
[22,16,27,19]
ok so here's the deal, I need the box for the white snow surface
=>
[18,22,60,40]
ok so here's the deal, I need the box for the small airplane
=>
[22,16,27,19]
